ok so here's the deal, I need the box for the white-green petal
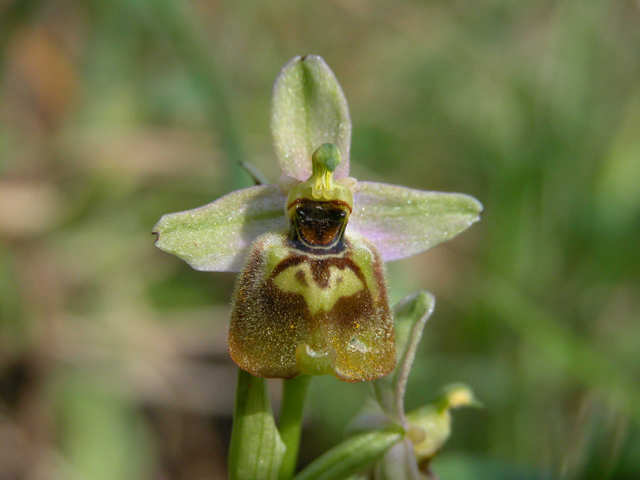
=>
[152,185,287,272]
[347,182,483,262]
[270,55,351,181]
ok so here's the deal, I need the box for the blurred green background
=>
[1,0,640,479]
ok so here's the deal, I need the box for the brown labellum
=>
[229,231,395,382]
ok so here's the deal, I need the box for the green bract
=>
[153,55,482,382]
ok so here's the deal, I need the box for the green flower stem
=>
[278,375,311,480]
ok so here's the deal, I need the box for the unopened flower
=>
[152,55,482,382]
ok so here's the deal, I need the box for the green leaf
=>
[293,427,404,480]
[229,369,286,480]
[373,292,435,421]
[349,182,483,262]
[153,185,287,272]
[270,55,351,182]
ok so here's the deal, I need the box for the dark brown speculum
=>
[289,199,350,250]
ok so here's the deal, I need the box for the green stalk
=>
[278,376,311,480]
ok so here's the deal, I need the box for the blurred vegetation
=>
[1,0,640,479]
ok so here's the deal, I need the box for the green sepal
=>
[228,369,286,480]
[270,55,351,182]
[293,426,404,480]
[350,182,482,262]
[153,185,287,272]
[373,292,435,422]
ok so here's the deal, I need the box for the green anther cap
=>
[313,143,341,172]
[287,143,354,211]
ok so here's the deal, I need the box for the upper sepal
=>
[152,185,287,272]
[348,182,483,262]
[270,55,351,181]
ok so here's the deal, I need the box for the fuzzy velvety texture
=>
[229,232,395,382]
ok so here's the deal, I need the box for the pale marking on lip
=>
[273,262,364,315]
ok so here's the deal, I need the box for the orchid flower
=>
[152,55,482,382]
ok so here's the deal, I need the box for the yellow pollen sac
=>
[287,144,354,212]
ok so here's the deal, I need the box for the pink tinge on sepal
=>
[347,181,483,262]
